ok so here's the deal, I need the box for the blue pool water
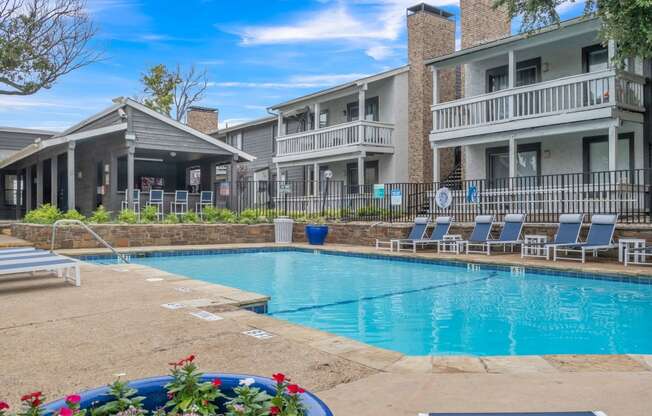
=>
[89,250,652,356]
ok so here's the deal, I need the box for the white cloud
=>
[230,0,458,61]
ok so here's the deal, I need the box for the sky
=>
[0,0,586,132]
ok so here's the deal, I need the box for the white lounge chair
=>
[375,216,430,251]
[0,250,80,286]
[552,214,618,263]
[466,214,526,255]
[397,216,453,253]
[455,215,494,254]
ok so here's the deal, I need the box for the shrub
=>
[61,209,86,222]
[202,207,236,223]
[238,208,268,224]
[163,213,179,224]
[180,211,199,223]
[88,206,110,223]
[23,204,62,224]
[140,206,159,223]
[117,209,138,224]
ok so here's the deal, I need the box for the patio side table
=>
[618,238,646,264]
[522,234,548,258]
[439,234,463,254]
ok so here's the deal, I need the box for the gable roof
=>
[426,16,601,68]
[210,115,276,137]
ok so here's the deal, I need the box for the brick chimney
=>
[407,3,456,183]
[460,0,511,49]
[187,106,218,134]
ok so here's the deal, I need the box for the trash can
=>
[273,217,294,243]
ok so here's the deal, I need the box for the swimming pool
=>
[86,249,652,356]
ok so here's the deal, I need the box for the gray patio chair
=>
[455,215,494,254]
[375,216,430,251]
[466,214,525,255]
[146,189,165,220]
[522,214,584,259]
[552,214,618,263]
[397,216,453,253]
[171,190,189,215]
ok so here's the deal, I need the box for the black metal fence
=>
[223,169,652,224]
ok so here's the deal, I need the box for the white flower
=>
[239,377,255,387]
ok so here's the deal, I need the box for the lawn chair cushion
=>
[591,214,618,225]
[559,214,583,224]
[469,216,494,242]
[429,217,452,241]
[407,218,429,241]
[475,215,493,224]
[498,214,525,241]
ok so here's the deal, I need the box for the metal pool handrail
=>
[50,219,130,264]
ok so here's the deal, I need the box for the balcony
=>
[430,70,646,138]
[274,120,394,162]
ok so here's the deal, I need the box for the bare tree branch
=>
[0,0,102,95]
[173,64,208,122]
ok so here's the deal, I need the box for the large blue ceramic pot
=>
[42,374,332,416]
[305,225,329,245]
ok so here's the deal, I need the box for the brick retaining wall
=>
[12,222,652,251]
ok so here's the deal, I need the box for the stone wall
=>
[13,222,652,253]
[13,223,275,249]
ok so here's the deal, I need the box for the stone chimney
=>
[187,106,218,134]
[460,0,511,49]
[407,3,456,183]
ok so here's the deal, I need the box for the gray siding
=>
[131,109,229,154]
[71,110,123,134]
[242,122,274,170]
[0,130,51,152]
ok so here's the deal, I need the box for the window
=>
[319,110,329,128]
[486,143,541,184]
[346,97,380,122]
[583,134,633,173]
[516,58,541,87]
[486,65,508,93]
[3,174,19,205]
[583,44,609,73]
[228,132,242,149]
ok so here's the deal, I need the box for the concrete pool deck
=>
[1,243,652,415]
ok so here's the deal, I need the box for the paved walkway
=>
[0,234,31,248]
[2,243,652,415]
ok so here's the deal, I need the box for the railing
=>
[276,120,394,157]
[51,219,130,263]
[229,169,652,224]
[432,70,646,132]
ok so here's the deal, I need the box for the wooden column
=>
[67,141,76,211]
[36,160,43,207]
[126,138,135,210]
[608,125,618,172]
[509,137,517,178]
[229,156,238,210]
[50,156,58,206]
[358,84,367,142]
[357,155,365,192]
[25,165,32,212]
[508,49,516,118]
[432,145,440,183]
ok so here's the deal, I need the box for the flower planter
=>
[305,224,329,245]
[42,374,332,416]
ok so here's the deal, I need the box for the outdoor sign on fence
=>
[467,185,478,203]
[219,182,230,196]
[279,183,292,194]
[435,187,452,209]
[390,188,402,206]
[373,184,385,199]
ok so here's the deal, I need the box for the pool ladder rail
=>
[50,219,130,264]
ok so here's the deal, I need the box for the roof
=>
[426,16,601,67]
[0,126,57,136]
[269,65,409,111]
[210,115,277,137]
[0,98,256,169]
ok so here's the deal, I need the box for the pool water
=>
[90,250,652,356]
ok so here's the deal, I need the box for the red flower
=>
[167,392,175,400]
[212,378,222,387]
[270,406,281,415]
[286,384,305,394]
[59,407,73,416]
[0,402,10,411]
[272,373,286,384]
[66,395,81,405]
[186,354,195,362]
[202,400,208,406]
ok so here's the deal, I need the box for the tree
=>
[139,64,208,121]
[0,0,100,95]
[493,0,652,63]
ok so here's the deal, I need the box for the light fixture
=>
[169,152,177,158]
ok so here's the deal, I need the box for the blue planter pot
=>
[305,224,329,245]
[42,374,332,416]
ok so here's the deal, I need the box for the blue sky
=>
[0,0,586,132]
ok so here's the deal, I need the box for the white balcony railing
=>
[431,70,646,132]
[276,120,393,157]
